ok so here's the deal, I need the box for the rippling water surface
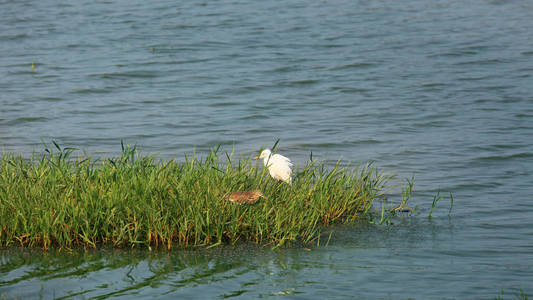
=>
[1,0,533,298]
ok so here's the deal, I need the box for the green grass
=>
[496,289,529,300]
[1,143,400,250]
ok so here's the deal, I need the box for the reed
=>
[0,143,400,250]
[496,289,528,300]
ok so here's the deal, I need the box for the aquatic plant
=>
[427,189,453,219]
[496,288,528,300]
[0,143,399,250]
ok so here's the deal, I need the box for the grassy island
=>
[0,143,402,250]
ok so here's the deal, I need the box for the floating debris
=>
[392,204,413,213]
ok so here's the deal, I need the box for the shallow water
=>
[1,0,533,298]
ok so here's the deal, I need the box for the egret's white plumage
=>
[254,149,293,184]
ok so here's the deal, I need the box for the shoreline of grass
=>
[0,144,404,250]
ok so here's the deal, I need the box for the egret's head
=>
[254,149,271,160]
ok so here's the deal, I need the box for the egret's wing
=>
[273,154,293,167]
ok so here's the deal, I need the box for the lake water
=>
[1,0,533,298]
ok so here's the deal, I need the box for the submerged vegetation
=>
[0,142,407,250]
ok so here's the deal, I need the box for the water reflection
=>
[1,245,317,299]
[1,217,531,299]
[1,219,461,299]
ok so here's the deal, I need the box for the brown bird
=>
[227,190,266,204]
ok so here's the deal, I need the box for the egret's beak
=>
[253,155,259,160]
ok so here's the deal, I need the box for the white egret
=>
[254,149,293,184]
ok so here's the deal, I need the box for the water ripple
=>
[3,117,48,126]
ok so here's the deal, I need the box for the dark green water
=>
[1,0,533,298]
